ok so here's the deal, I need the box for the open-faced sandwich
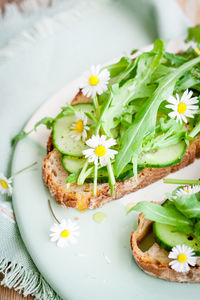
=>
[13,25,200,210]
[42,26,200,210]
[129,181,200,283]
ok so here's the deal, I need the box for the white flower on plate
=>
[165,89,199,124]
[176,185,200,197]
[80,65,110,98]
[168,244,196,272]
[70,111,89,141]
[82,135,118,167]
[0,173,12,196]
[50,219,80,248]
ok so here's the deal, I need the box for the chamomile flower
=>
[0,173,12,196]
[168,245,196,272]
[82,135,118,167]
[176,185,200,197]
[195,48,200,55]
[49,219,80,248]
[166,89,199,124]
[80,65,110,98]
[70,111,89,141]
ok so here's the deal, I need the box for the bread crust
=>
[42,91,200,210]
[130,214,200,282]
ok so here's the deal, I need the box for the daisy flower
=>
[82,135,118,167]
[70,111,89,141]
[168,244,196,272]
[176,185,200,197]
[49,219,80,248]
[0,173,12,196]
[165,89,199,124]
[80,65,110,98]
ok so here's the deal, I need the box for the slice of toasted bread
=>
[42,91,200,210]
[130,214,200,282]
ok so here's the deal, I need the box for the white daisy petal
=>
[49,219,80,248]
[99,156,109,167]
[0,173,13,196]
[167,95,178,105]
[82,135,118,167]
[70,111,89,142]
[168,244,196,273]
[176,185,200,196]
[166,90,199,124]
[79,65,110,97]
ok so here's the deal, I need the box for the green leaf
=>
[115,55,200,176]
[190,117,200,138]
[186,25,200,43]
[173,192,200,219]
[66,172,79,183]
[11,130,32,146]
[164,52,187,66]
[34,117,54,131]
[129,201,193,234]
[101,39,164,135]
[104,56,136,85]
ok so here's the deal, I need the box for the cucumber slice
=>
[138,141,186,168]
[153,222,200,255]
[62,156,85,173]
[53,103,94,156]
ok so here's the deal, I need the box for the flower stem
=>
[93,95,100,120]
[48,199,60,224]
[77,160,89,185]
[107,159,116,195]
[163,178,200,185]
[10,161,37,180]
[93,162,98,197]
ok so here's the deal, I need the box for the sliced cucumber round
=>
[53,103,94,156]
[62,156,85,173]
[138,141,186,168]
[153,222,200,255]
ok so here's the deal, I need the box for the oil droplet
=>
[93,212,106,223]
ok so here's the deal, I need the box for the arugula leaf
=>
[34,117,54,131]
[189,116,200,138]
[175,70,200,92]
[142,118,185,152]
[11,130,32,146]
[173,192,200,219]
[66,172,79,183]
[128,201,193,234]
[105,56,136,85]
[115,55,200,176]
[101,39,164,135]
[164,52,187,66]
[186,25,200,44]
[11,117,54,146]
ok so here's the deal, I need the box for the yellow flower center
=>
[177,253,187,263]
[195,48,200,54]
[75,120,84,133]
[95,145,106,157]
[0,180,8,189]
[186,190,189,193]
[60,229,70,238]
[88,75,99,86]
[177,102,187,114]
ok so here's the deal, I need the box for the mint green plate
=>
[12,44,200,300]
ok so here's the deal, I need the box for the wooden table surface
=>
[0,0,199,299]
